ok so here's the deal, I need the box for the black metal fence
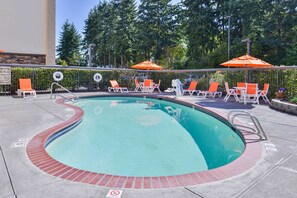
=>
[0,64,296,99]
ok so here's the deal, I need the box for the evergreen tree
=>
[113,0,137,67]
[183,0,218,68]
[254,0,297,65]
[81,0,297,68]
[137,0,180,63]
[57,20,81,66]
[99,1,115,67]
[83,6,100,50]
[83,2,115,67]
[285,26,297,65]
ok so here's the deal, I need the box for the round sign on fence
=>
[93,73,102,82]
[53,71,64,82]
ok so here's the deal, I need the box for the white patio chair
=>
[242,83,259,105]
[223,82,239,102]
[153,80,161,93]
[258,83,270,104]
[134,78,142,92]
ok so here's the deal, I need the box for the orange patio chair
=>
[242,83,259,105]
[142,79,154,93]
[236,82,246,95]
[197,82,222,98]
[223,82,239,102]
[258,83,270,104]
[18,78,37,98]
[108,80,129,93]
[182,81,198,96]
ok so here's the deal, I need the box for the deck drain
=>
[10,137,31,148]
[106,190,123,198]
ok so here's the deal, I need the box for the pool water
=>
[46,97,244,177]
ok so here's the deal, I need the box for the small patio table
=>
[233,86,247,102]
[234,83,259,104]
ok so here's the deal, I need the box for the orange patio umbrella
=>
[220,54,273,68]
[221,54,273,82]
[131,61,163,70]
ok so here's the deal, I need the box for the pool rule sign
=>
[106,190,123,198]
[0,67,11,85]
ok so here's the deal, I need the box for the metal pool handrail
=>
[50,82,79,102]
[227,110,267,140]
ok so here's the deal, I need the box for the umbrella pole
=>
[245,67,249,83]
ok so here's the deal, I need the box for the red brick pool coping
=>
[26,96,263,189]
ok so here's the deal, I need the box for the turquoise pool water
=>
[46,97,245,177]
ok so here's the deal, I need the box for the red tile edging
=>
[26,97,263,189]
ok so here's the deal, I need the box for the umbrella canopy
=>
[221,54,273,68]
[131,61,163,70]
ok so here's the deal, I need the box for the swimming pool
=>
[45,96,245,177]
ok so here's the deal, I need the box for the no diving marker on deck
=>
[106,190,123,198]
[264,143,277,152]
[11,137,31,148]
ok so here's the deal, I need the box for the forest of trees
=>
[56,0,297,69]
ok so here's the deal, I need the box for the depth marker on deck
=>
[106,190,123,198]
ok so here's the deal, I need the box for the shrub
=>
[10,67,177,94]
[289,97,297,104]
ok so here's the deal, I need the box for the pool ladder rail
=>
[50,82,79,103]
[227,110,267,141]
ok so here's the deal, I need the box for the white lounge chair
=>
[182,81,198,96]
[108,80,129,93]
[197,82,222,98]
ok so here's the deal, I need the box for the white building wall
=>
[0,0,55,65]
[46,0,56,65]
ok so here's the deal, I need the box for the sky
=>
[56,0,99,44]
[56,0,180,46]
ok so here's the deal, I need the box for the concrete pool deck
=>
[1,92,297,198]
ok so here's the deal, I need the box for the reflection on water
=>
[143,102,187,124]
[136,114,162,126]
[164,106,183,122]
[139,99,244,169]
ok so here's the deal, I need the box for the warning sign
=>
[106,190,123,198]
[0,67,11,85]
